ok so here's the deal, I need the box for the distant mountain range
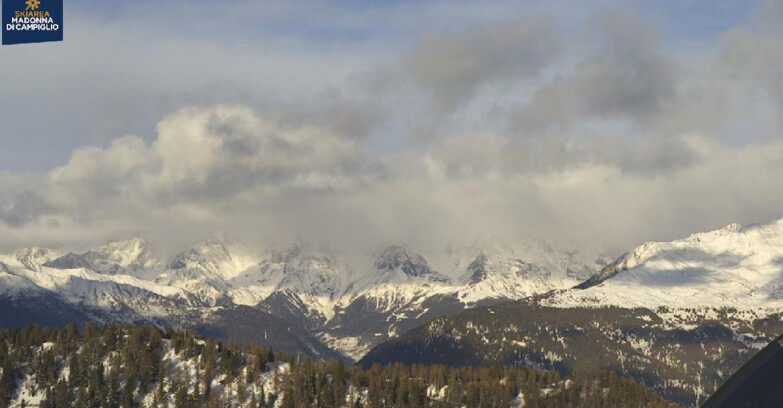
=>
[5,218,783,406]
[0,235,606,360]
[360,218,783,406]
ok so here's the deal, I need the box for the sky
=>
[1,0,782,256]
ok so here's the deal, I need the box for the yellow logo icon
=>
[25,0,41,11]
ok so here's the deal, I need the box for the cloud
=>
[82,106,376,199]
[0,2,376,172]
[0,106,386,249]
[712,1,783,138]
[2,2,783,257]
[2,105,783,257]
[514,10,678,131]
[271,87,386,140]
[0,190,52,228]
[407,17,565,111]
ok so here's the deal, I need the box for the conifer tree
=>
[0,358,16,408]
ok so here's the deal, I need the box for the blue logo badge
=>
[2,0,63,45]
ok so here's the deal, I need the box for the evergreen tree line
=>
[0,324,682,408]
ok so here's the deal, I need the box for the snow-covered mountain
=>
[442,238,600,305]
[546,219,783,311]
[6,217,783,403]
[314,240,610,358]
[1,242,198,327]
[43,237,161,278]
[0,235,606,360]
[359,218,783,406]
[8,217,783,363]
[155,239,245,306]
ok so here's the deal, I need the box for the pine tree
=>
[202,339,216,399]
[54,378,74,408]
[0,324,684,408]
[105,358,121,408]
[0,358,16,408]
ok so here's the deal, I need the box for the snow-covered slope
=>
[21,217,783,363]
[154,239,246,306]
[441,238,606,305]
[0,235,607,359]
[231,242,346,316]
[14,247,57,272]
[43,237,162,278]
[0,251,198,325]
[546,220,783,310]
[316,241,609,359]
[358,219,783,405]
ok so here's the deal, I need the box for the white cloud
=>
[2,106,783,256]
[2,2,783,256]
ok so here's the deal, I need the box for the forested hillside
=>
[0,324,680,408]
[359,302,779,406]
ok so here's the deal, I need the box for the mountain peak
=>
[685,222,745,243]
[106,236,149,249]
[267,240,333,262]
[466,252,490,284]
[374,246,430,277]
[371,246,452,286]
[553,217,783,309]
[167,239,232,271]
[14,246,56,271]
[96,237,158,269]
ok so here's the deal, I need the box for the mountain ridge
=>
[0,235,607,360]
[360,217,783,406]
